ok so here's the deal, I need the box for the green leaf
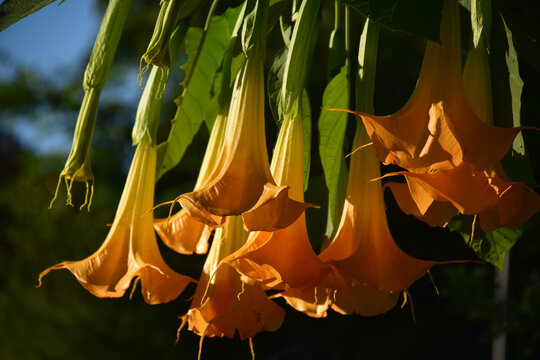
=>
[448,214,522,270]
[301,90,311,192]
[502,16,525,156]
[470,0,492,47]
[156,6,242,180]
[319,66,349,238]
[481,228,521,270]
[356,19,379,113]
[340,0,444,42]
[230,53,245,87]
[0,0,55,32]
[490,8,537,188]
[267,47,288,125]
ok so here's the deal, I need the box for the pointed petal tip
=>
[177,194,227,228]
[242,184,317,232]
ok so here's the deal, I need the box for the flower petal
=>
[385,181,458,227]
[242,183,317,232]
[185,216,285,339]
[153,209,212,255]
[356,0,531,173]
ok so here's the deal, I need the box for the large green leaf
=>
[448,214,522,270]
[340,0,444,42]
[470,0,492,47]
[267,47,288,125]
[502,16,525,156]
[156,6,241,180]
[0,0,55,32]
[319,66,349,238]
[490,7,537,188]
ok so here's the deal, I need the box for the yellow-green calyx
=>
[141,0,183,71]
[50,0,132,211]
[50,88,98,211]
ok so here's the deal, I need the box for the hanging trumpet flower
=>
[177,0,310,232]
[224,0,329,290]
[154,109,227,255]
[384,2,540,231]
[180,216,284,341]
[40,66,194,304]
[356,0,531,175]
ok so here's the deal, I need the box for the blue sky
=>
[0,0,100,81]
[0,0,143,156]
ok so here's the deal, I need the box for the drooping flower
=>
[385,19,540,231]
[177,24,310,232]
[153,109,228,255]
[225,111,329,289]
[282,122,437,316]
[180,216,285,340]
[39,138,194,304]
[318,123,437,292]
[386,163,540,231]
[355,0,529,174]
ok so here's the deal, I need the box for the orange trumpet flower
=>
[153,110,228,255]
[386,163,540,232]
[356,0,529,174]
[177,50,310,232]
[181,216,284,340]
[39,138,194,304]
[282,122,437,317]
[385,19,539,232]
[224,111,329,290]
[318,124,436,292]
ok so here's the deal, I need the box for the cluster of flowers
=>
[40,0,538,354]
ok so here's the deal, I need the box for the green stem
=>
[344,4,350,68]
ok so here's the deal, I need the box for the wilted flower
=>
[180,216,284,340]
[40,138,194,304]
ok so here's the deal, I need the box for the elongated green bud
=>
[84,0,133,91]
[132,66,170,146]
[141,0,184,69]
[50,0,132,211]
[279,0,321,118]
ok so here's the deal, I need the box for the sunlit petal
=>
[40,139,194,304]
[185,216,284,340]
[356,0,528,173]
[225,111,329,289]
